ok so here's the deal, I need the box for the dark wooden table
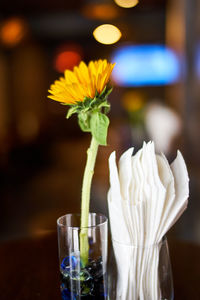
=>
[0,232,199,300]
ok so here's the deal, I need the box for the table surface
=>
[0,232,199,300]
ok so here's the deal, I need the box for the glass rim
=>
[111,235,167,248]
[57,212,108,229]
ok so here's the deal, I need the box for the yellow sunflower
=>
[48,59,115,105]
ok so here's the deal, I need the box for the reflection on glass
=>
[109,237,174,300]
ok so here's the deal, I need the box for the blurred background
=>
[0,0,199,244]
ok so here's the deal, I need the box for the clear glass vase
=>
[57,213,108,300]
[108,236,174,300]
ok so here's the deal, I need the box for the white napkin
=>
[108,141,189,300]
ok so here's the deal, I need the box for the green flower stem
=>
[80,135,99,266]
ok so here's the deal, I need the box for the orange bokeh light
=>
[82,3,119,20]
[54,50,82,73]
[0,18,27,46]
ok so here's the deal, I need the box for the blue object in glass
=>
[111,44,180,86]
[60,256,106,299]
[61,255,78,271]
[61,288,74,300]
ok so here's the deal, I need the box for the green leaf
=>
[66,106,78,119]
[78,112,91,132]
[90,112,109,146]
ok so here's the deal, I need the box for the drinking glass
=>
[108,236,174,300]
[57,213,108,300]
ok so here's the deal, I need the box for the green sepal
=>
[78,112,91,132]
[98,101,110,114]
[83,97,92,109]
[64,86,112,139]
[99,86,113,99]
[66,106,78,119]
[99,86,107,96]
[90,112,109,146]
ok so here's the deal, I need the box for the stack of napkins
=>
[108,141,189,300]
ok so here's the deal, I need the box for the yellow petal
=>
[48,59,115,105]
[64,70,79,84]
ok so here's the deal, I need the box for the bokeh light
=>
[111,44,180,86]
[93,24,121,45]
[54,44,82,73]
[145,102,182,154]
[195,43,200,78]
[114,0,139,8]
[0,18,27,47]
[122,91,145,112]
[82,3,119,20]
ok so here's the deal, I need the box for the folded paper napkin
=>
[107,141,189,300]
